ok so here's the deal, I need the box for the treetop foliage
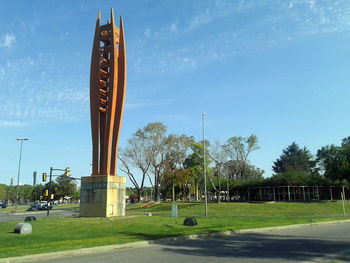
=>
[272,142,315,174]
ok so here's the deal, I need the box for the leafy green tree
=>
[174,168,192,201]
[223,160,264,181]
[316,145,347,180]
[183,141,210,201]
[7,185,16,205]
[73,189,80,201]
[225,135,260,181]
[18,185,34,203]
[273,142,315,174]
[31,184,45,202]
[0,184,6,201]
[55,176,77,200]
[316,137,350,182]
[161,134,193,201]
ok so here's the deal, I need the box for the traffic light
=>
[42,173,47,182]
[65,167,70,176]
[45,189,48,196]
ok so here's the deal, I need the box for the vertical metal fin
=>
[110,16,127,176]
[90,11,101,175]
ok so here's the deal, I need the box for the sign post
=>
[172,204,178,218]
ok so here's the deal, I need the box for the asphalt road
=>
[0,208,78,222]
[24,221,350,263]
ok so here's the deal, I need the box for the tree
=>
[118,129,152,202]
[18,185,34,203]
[316,138,350,182]
[0,184,6,201]
[162,134,193,201]
[142,122,168,202]
[208,141,228,203]
[225,134,260,181]
[183,141,210,201]
[31,184,44,202]
[223,160,264,181]
[273,142,315,174]
[55,176,77,200]
[6,185,16,205]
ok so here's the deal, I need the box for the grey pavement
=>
[3,221,350,263]
[0,208,79,222]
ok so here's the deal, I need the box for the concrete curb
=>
[2,219,350,263]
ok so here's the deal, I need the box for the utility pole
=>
[202,112,208,216]
[46,167,70,216]
[47,167,53,217]
[15,138,28,212]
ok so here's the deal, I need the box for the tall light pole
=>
[15,138,28,212]
[202,112,208,216]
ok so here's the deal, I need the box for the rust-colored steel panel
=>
[90,9,126,176]
[110,17,127,176]
[90,11,101,175]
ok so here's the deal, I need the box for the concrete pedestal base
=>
[80,175,126,217]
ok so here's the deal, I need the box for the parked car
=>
[41,204,53,210]
[27,204,38,211]
[0,203,7,209]
[36,202,47,210]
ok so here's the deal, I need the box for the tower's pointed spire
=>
[111,8,115,26]
[120,16,124,30]
[96,11,101,26]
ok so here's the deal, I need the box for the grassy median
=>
[126,200,350,216]
[0,201,349,259]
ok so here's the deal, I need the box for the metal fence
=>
[246,186,349,202]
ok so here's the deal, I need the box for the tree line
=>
[0,176,79,205]
[120,122,350,202]
[118,122,262,202]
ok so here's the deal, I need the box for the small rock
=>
[24,216,36,222]
[184,217,198,226]
[14,223,32,235]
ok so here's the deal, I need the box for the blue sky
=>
[1,0,350,186]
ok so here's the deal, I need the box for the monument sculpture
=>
[80,9,127,217]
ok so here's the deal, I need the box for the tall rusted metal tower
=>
[90,8,126,176]
[80,8,126,218]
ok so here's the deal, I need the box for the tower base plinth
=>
[80,175,126,217]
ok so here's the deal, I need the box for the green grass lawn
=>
[0,215,346,259]
[0,205,28,213]
[126,201,350,216]
[0,201,349,259]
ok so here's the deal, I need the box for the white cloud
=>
[1,34,16,48]
[0,55,89,126]
[129,1,350,76]
[169,23,177,32]
[144,28,151,37]
[0,120,27,128]
[188,7,212,30]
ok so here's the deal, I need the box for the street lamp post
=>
[15,138,28,212]
[202,112,208,216]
